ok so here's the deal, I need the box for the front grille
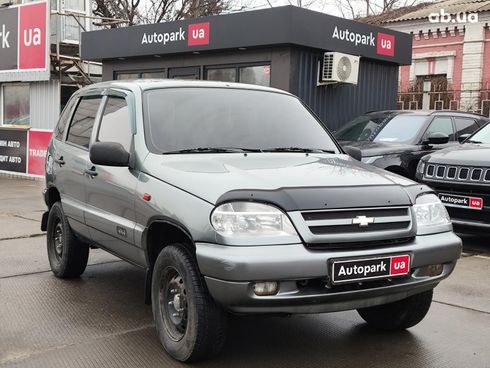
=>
[301,207,412,236]
[306,236,414,250]
[425,164,490,184]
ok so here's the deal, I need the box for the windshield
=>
[143,88,340,154]
[467,123,490,144]
[335,114,428,144]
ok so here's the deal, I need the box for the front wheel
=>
[151,244,227,362]
[357,289,433,331]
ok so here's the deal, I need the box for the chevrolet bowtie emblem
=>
[352,215,375,227]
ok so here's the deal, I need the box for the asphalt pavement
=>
[1,177,489,368]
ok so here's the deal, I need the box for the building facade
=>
[370,0,490,115]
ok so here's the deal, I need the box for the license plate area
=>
[330,254,411,285]
[439,193,483,210]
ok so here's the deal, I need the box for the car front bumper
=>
[196,232,462,314]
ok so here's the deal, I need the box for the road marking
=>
[434,300,490,315]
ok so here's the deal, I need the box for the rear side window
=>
[97,96,132,151]
[454,117,478,138]
[66,96,102,149]
[54,97,78,140]
[425,117,454,141]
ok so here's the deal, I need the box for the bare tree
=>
[332,0,424,19]
[93,0,229,26]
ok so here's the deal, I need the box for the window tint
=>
[425,117,454,140]
[144,88,339,154]
[55,96,78,140]
[454,117,478,137]
[206,68,236,82]
[97,96,132,151]
[66,96,102,148]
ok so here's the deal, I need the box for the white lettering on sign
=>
[23,27,42,46]
[9,156,21,164]
[0,155,8,162]
[7,141,20,148]
[0,23,10,48]
[141,27,186,45]
[332,26,375,47]
[29,148,46,157]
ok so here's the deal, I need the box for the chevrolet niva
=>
[41,80,462,362]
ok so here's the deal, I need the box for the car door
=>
[55,93,104,238]
[84,90,144,265]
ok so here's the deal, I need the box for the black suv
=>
[335,110,488,179]
[417,122,490,232]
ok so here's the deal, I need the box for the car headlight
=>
[414,194,452,235]
[211,202,297,238]
[416,160,426,175]
[361,155,383,164]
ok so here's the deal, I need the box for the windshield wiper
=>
[163,147,262,154]
[262,147,336,153]
[466,140,482,144]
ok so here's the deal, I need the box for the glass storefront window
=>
[240,65,270,87]
[116,73,140,80]
[206,68,236,82]
[2,84,30,126]
[141,71,166,79]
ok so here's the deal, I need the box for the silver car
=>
[42,80,461,362]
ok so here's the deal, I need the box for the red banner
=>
[19,2,47,70]
[27,129,51,176]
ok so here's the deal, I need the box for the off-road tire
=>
[46,201,89,278]
[357,289,433,331]
[151,244,227,362]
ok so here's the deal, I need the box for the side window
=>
[66,96,102,149]
[425,117,454,141]
[54,96,78,140]
[454,117,478,138]
[97,96,132,152]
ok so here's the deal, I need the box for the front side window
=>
[468,123,490,144]
[66,96,102,148]
[97,96,132,151]
[424,117,454,141]
[2,84,30,126]
[144,88,339,154]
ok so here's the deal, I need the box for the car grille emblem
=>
[352,215,375,227]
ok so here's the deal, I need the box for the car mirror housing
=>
[343,146,362,161]
[90,142,130,167]
[425,132,449,145]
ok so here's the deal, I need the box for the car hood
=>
[143,153,416,204]
[339,140,417,157]
[424,143,490,166]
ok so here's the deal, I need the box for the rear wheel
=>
[357,290,433,331]
[151,244,227,362]
[46,202,89,278]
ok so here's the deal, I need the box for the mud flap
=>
[41,211,49,231]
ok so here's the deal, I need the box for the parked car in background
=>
[42,80,461,362]
[335,110,488,179]
[416,122,490,232]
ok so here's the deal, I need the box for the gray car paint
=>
[45,80,462,314]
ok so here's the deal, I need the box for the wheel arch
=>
[45,186,61,209]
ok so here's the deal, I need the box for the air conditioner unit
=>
[318,52,360,86]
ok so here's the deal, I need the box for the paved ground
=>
[0,177,489,368]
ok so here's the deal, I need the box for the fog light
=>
[254,282,278,296]
[428,264,443,277]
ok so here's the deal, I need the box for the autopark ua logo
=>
[332,26,395,57]
[141,22,210,47]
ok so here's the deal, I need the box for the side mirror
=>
[425,132,449,145]
[90,142,130,167]
[458,133,471,143]
[343,146,362,161]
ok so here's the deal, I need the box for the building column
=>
[460,24,484,111]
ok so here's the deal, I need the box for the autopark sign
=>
[0,1,49,82]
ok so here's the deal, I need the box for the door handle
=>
[54,156,65,166]
[84,167,98,178]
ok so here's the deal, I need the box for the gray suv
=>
[42,80,462,362]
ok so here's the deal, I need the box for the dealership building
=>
[82,6,412,132]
